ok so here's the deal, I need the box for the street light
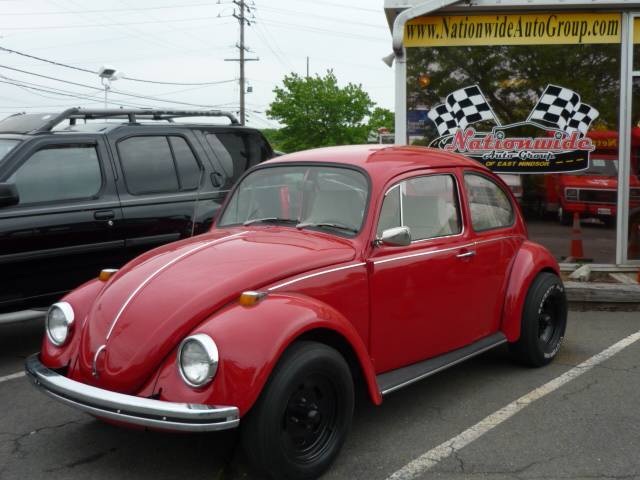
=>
[97,65,123,108]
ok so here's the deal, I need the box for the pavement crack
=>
[1,418,84,457]
[561,378,599,401]
[43,447,117,473]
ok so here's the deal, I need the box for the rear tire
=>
[241,341,354,480]
[510,272,567,367]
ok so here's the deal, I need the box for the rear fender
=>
[501,241,561,342]
[153,292,381,416]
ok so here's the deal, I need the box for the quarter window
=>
[377,175,462,241]
[9,145,101,204]
[464,173,514,231]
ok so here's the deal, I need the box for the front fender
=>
[153,292,381,416]
[501,241,560,342]
[40,278,105,369]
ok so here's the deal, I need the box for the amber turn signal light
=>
[238,291,267,307]
[99,268,118,282]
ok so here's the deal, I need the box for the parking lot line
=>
[0,371,25,384]
[386,329,640,480]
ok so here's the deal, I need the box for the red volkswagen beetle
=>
[26,145,567,479]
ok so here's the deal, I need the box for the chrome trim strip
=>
[25,355,239,432]
[373,243,475,265]
[380,338,508,396]
[373,235,522,266]
[92,345,106,377]
[268,262,367,291]
[106,231,248,340]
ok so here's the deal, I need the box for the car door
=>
[462,171,523,339]
[110,128,222,261]
[0,136,124,314]
[368,170,478,373]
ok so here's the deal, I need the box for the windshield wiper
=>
[243,217,297,226]
[296,221,359,234]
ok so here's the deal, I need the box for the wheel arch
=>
[155,292,382,417]
[501,241,562,342]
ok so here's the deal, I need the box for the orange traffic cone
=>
[568,212,585,261]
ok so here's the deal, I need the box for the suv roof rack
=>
[33,108,240,133]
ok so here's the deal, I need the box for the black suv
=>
[0,108,274,320]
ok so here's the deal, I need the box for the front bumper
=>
[25,354,239,432]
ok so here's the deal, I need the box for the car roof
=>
[263,144,486,180]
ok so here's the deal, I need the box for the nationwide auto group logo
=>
[427,84,599,173]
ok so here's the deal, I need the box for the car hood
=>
[561,175,617,189]
[76,228,355,393]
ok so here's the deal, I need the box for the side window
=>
[247,133,272,166]
[377,175,461,241]
[376,185,401,236]
[216,132,248,177]
[118,136,179,195]
[464,173,514,231]
[9,145,101,204]
[169,136,201,190]
[205,133,234,181]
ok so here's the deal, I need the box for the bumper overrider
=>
[25,354,239,432]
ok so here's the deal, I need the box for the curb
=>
[565,281,640,304]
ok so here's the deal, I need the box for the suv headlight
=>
[177,334,219,388]
[46,302,75,346]
[565,188,578,200]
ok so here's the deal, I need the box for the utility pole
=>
[306,56,309,78]
[225,0,258,126]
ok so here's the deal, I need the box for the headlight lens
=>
[565,188,578,200]
[178,334,218,388]
[46,302,75,346]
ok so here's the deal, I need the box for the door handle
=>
[456,250,476,259]
[94,210,115,221]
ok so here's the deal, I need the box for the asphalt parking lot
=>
[1,310,639,480]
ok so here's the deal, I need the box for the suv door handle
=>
[456,250,476,259]
[94,210,115,220]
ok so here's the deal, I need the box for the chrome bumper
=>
[25,354,239,432]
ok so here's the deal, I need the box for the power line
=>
[0,15,236,30]
[0,64,235,108]
[0,46,236,86]
[292,0,380,13]
[0,78,148,108]
[257,5,386,29]
[256,18,387,43]
[1,2,220,15]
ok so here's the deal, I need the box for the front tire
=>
[242,341,354,480]
[510,272,567,367]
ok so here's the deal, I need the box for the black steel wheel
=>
[242,341,354,480]
[510,272,568,367]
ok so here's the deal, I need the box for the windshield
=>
[0,139,19,165]
[218,165,369,236]
[577,158,618,176]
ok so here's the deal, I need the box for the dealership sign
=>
[427,84,598,173]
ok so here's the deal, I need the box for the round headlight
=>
[177,334,218,388]
[46,302,75,346]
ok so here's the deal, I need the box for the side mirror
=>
[377,226,411,247]
[0,183,19,207]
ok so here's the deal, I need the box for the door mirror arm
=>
[375,226,411,247]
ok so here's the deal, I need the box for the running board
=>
[377,333,508,396]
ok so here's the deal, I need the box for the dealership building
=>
[384,0,640,266]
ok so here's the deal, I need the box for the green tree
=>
[267,71,374,152]
[367,107,395,132]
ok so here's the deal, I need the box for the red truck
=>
[544,130,640,226]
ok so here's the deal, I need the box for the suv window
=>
[118,136,201,195]
[9,145,101,204]
[205,132,271,185]
[464,173,514,231]
[169,136,201,190]
[377,175,462,241]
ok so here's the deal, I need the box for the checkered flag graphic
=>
[527,84,599,137]
[428,85,499,136]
